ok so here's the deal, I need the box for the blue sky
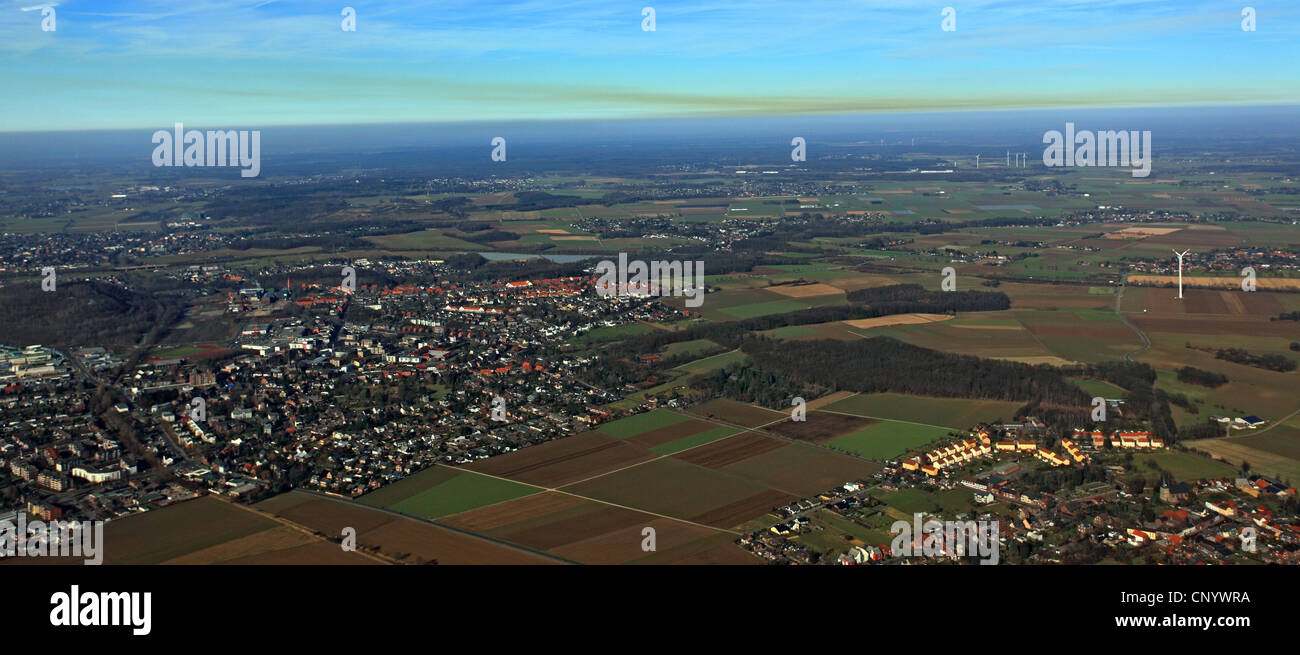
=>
[1,0,1297,131]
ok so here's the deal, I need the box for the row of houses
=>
[1071,428,1166,449]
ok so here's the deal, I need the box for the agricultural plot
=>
[823,393,1023,429]
[562,457,797,529]
[878,488,980,516]
[1135,450,1241,483]
[621,419,720,448]
[1071,378,1127,399]
[673,350,748,373]
[649,426,744,456]
[716,297,840,320]
[629,533,765,565]
[596,409,694,438]
[256,491,558,564]
[1123,287,1287,317]
[359,468,542,520]
[1185,427,1300,485]
[363,229,481,251]
[14,496,299,565]
[440,491,726,564]
[766,411,877,444]
[1000,281,1117,310]
[685,398,786,427]
[717,442,883,497]
[1129,275,1300,292]
[1016,309,1142,362]
[673,431,789,468]
[464,430,657,487]
[845,316,1059,361]
[826,420,955,460]
[661,338,722,358]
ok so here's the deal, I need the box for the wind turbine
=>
[1172,249,1191,299]
[976,154,980,169]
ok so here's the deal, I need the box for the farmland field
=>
[256,491,561,564]
[464,431,657,487]
[822,393,1024,429]
[826,420,956,460]
[766,411,877,443]
[562,457,797,529]
[686,398,787,427]
[368,469,542,520]
[596,409,694,438]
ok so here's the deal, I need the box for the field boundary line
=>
[294,488,580,564]
[439,463,742,536]
[214,495,396,565]
[672,348,741,370]
[813,404,963,432]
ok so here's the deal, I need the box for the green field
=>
[596,409,694,438]
[651,426,744,455]
[369,469,541,519]
[823,393,1023,429]
[1070,378,1128,399]
[1136,451,1239,482]
[878,488,980,516]
[674,350,748,373]
[826,420,954,460]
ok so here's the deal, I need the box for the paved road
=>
[1114,273,1151,362]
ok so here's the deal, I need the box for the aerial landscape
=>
[0,0,1297,591]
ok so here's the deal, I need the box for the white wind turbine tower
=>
[1172,249,1191,299]
[975,154,980,169]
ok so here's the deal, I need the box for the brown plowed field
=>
[551,517,721,564]
[464,431,655,487]
[626,419,716,448]
[673,431,787,468]
[224,541,381,565]
[688,489,799,528]
[359,518,558,565]
[767,411,877,443]
[634,533,765,565]
[253,492,559,564]
[722,444,883,497]
[686,398,785,427]
[1136,286,1285,316]
[440,491,587,532]
[496,504,656,551]
[1131,316,1299,337]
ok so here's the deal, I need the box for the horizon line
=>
[3,100,1296,136]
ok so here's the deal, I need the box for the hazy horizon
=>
[3,104,1298,167]
[2,1,1297,132]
